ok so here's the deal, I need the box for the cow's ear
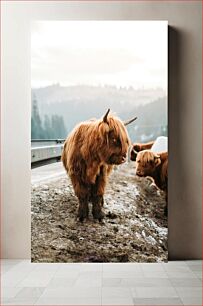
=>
[133,144,141,152]
[154,155,161,167]
[99,121,109,137]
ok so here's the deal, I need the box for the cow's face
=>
[107,128,130,165]
[99,109,135,165]
[135,150,161,177]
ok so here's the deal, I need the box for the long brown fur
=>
[135,150,168,215]
[135,150,168,192]
[61,112,130,221]
[130,141,154,161]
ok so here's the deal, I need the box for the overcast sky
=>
[31,21,167,90]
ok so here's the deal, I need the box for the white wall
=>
[1,1,202,259]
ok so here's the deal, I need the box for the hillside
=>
[32,84,167,142]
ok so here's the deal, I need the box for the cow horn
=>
[124,116,137,126]
[132,149,138,157]
[130,148,138,161]
[103,108,110,123]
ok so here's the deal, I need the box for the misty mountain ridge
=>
[32,84,166,106]
[31,84,167,142]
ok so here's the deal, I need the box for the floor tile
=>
[14,287,45,298]
[1,259,202,306]
[2,272,33,287]
[175,287,202,298]
[133,286,178,298]
[142,271,169,278]
[47,277,77,288]
[2,287,23,299]
[80,263,103,271]
[1,259,25,265]
[133,297,183,305]
[123,277,172,287]
[32,263,59,272]
[75,277,102,287]
[103,270,144,279]
[2,296,39,305]
[193,271,202,279]
[102,278,123,287]
[17,276,55,287]
[35,297,102,305]
[170,277,202,287]
[54,269,80,278]
[189,265,202,272]
[102,297,134,305]
[141,263,165,272]
[2,261,36,286]
[166,271,197,279]
[186,260,202,266]
[1,299,10,305]
[162,261,187,266]
[103,263,142,273]
[2,265,16,274]
[102,287,132,298]
[41,287,101,298]
[180,296,202,305]
[79,271,102,279]
[55,271,81,279]
[163,265,192,273]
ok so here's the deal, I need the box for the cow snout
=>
[121,153,127,163]
[136,169,143,176]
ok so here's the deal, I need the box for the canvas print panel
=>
[31,21,168,262]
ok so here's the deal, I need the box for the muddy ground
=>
[31,162,168,263]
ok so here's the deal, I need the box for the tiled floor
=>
[1,260,202,305]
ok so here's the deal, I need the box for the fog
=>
[32,21,167,90]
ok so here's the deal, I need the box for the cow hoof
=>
[77,211,87,222]
[93,210,105,221]
[77,204,89,222]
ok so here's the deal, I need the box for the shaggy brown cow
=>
[61,109,137,221]
[131,141,168,215]
[135,150,168,193]
[130,141,154,161]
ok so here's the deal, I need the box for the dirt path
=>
[31,162,168,262]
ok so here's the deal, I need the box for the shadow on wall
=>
[168,26,202,260]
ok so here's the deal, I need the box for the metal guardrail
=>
[31,139,65,142]
[31,139,65,147]
[31,139,65,169]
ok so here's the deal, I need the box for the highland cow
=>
[134,150,168,193]
[134,149,168,216]
[130,141,154,161]
[131,137,168,161]
[61,109,137,222]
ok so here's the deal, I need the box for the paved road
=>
[31,162,66,185]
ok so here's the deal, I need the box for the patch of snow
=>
[151,136,168,153]
[136,232,142,240]
[142,230,146,238]
[133,185,140,197]
[156,227,168,236]
[145,235,157,245]
[145,219,168,237]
